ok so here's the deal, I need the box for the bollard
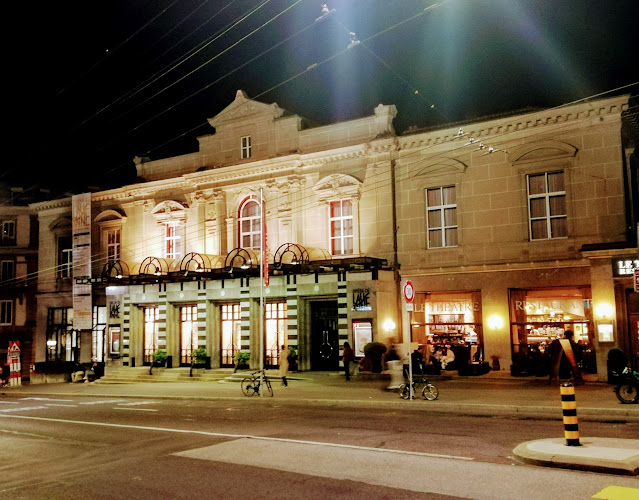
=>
[560,382,581,446]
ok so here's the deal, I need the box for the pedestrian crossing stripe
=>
[592,486,639,499]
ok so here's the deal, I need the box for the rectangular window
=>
[221,304,241,366]
[426,186,457,248]
[241,135,252,159]
[1,220,16,246]
[330,199,353,255]
[106,228,121,262]
[265,302,287,367]
[180,305,198,365]
[165,222,183,260]
[92,306,107,362]
[0,300,12,325]
[528,171,566,240]
[143,306,160,364]
[58,235,73,278]
[1,260,15,282]
[46,307,74,362]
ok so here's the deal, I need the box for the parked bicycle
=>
[399,374,439,401]
[614,366,639,404]
[241,369,274,397]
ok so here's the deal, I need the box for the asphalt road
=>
[1,394,638,499]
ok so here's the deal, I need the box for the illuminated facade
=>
[30,92,637,381]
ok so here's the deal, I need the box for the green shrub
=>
[192,348,207,364]
[152,349,168,365]
[235,351,250,364]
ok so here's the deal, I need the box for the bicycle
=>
[241,369,274,397]
[399,374,439,401]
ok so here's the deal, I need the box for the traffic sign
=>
[403,281,415,303]
[635,268,639,292]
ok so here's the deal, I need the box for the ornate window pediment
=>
[312,174,362,202]
[508,140,577,168]
[150,200,188,223]
[94,209,127,226]
[413,158,468,178]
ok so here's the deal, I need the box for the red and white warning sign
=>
[8,341,21,386]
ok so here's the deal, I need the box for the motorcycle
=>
[613,366,639,404]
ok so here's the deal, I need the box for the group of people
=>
[71,362,99,383]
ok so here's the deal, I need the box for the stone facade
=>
[29,91,637,381]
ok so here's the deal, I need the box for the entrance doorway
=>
[310,301,339,371]
[626,289,639,371]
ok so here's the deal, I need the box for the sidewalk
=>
[2,370,638,475]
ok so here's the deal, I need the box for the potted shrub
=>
[189,348,208,377]
[234,351,250,372]
[287,346,298,372]
[363,342,387,373]
[150,349,167,375]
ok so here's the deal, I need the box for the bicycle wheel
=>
[265,378,274,397]
[422,383,439,400]
[241,377,256,397]
[399,384,409,399]
[616,383,639,404]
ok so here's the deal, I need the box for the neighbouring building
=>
[30,91,638,382]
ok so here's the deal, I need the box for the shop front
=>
[508,286,595,377]
[409,291,487,375]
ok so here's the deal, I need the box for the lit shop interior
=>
[509,287,595,376]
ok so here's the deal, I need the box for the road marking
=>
[0,414,473,462]
[116,401,159,406]
[0,401,18,404]
[113,408,158,412]
[592,486,639,499]
[21,397,74,402]
[45,404,77,407]
[78,399,125,405]
[0,406,47,413]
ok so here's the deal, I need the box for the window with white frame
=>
[241,136,252,159]
[58,235,73,278]
[164,221,184,260]
[92,306,107,362]
[1,220,16,245]
[1,260,15,283]
[239,197,261,249]
[106,228,121,262]
[0,300,12,325]
[527,171,566,240]
[426,186,457,248]
[330,199,353,255]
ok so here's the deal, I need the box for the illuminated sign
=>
[612,257,639,277]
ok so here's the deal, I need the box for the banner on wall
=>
[8,341,21,386]
[72,193,93,330]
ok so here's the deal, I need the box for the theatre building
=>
[30,91,637,381]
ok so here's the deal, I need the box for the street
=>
[1,392,638,499]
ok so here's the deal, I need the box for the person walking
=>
[278,344,290,387]
[342,341,355,381]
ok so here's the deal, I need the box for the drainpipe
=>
[390,146,403,342]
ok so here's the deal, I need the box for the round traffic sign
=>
[403,281,415,302]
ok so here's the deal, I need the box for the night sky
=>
[3,0,638,196]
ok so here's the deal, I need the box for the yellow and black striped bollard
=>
[560,382,581,446]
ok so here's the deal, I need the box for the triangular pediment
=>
[313,174,362,201]
[208,90,285,128]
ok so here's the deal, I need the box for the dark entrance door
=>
[311,301,339,371]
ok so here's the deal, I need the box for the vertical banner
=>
[8,341,21,386]
[262,198,269,287]
[72,193,93,330]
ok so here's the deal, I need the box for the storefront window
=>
[410,292,484,373]
[509,287,595,375]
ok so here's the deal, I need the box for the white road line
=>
[0,414,474,462]
[113,408,158,412]
[45,404,77,407]
[78,399,124,405]
[0,401,19,404]
[21,397,74,402]
[0,406,47,413]
[116,401,159,406]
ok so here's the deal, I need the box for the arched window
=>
[238,197,261,249]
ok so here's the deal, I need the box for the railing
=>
[180,348,193,366]
[221,346,238,367]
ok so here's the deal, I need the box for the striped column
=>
[338,282,348,365]
[240,288,250,351]
[122,294,130,366]
[158,292,167,351]
[560,382,581,446]
[286,284,298,349]
[197,290,207,349]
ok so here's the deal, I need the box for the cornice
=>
[398,95,629,152]
[29,198,72,212]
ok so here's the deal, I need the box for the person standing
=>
[342,341,355,381]
[278,344,289,387]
